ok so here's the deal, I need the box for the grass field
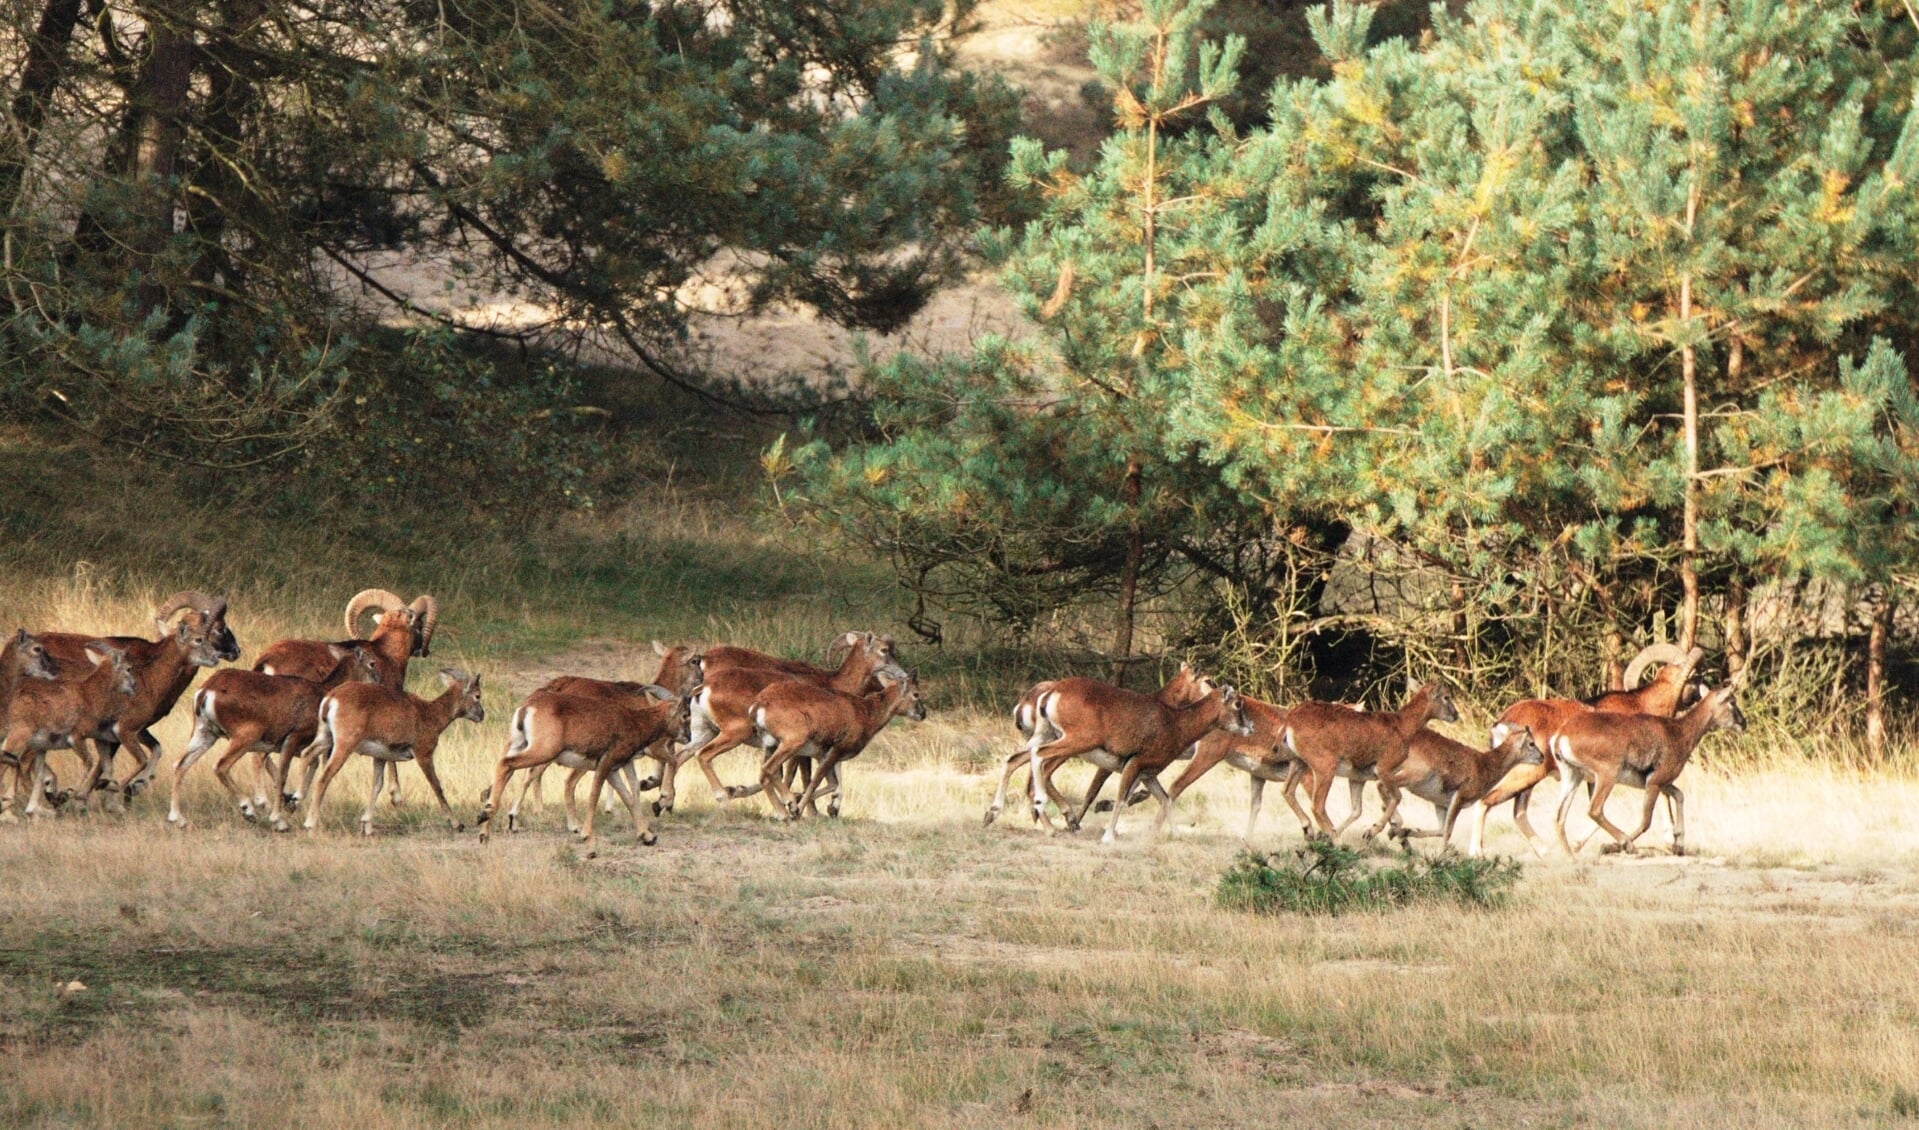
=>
[5,431,1919,1128]
[15,4,1919,1122]
[4,745,1919,1128]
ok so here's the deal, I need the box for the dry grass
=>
[0,431,913,686]
[6,437,1919,1127]
[4,696,1919,1127]
[18,12,1915,1119]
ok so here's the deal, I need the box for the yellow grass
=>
[5,438,1919,1125]
[3,692,1919,1127]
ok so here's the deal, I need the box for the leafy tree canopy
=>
[800,0,1919,695]
[0,0,1018,505]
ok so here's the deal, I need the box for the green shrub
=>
[1891,1085,1919,1119]
[1216,840,1521,917]
[302,328,606,520]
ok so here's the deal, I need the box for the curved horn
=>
[1622,643,1693,689]
[410,595,440,656]
[344,589,404,639]
[825,631,861,665]
[155,590,220,625]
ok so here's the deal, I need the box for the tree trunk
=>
[70,5,195,313]
[127,11,195,315]
[187,0,267,348]
[0,0,85,226]
[1594,578,1623,690]
[1450,579,1469,673]
[1109,457,1143,685]
[1105,22,1159,689]
[1867,598,1893,758]
[1679,271,1700,652]
[1724,575,1748,680]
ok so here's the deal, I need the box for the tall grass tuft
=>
[1216,840,1521,917]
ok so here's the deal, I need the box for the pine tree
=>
[795,0,1254,675]
[1184,0,1919,689]
[803,0,1919,727]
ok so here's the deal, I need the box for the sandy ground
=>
[325,1,1109,389]
[2,634,1919,1126]
[335,247,1031,389]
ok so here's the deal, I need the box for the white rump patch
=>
[1549,733,1581,771]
